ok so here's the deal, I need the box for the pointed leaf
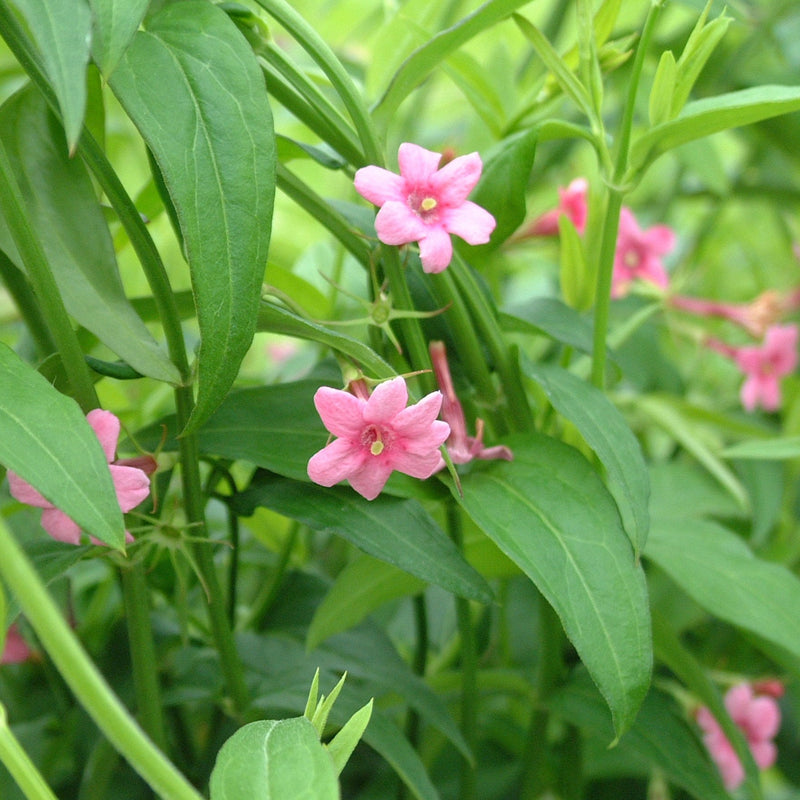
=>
[87,0,150,77]
[209,718,339,800]
[500,297,596,355]
[0,344,124,548]
[0,86,180,385]
[110,0,276,430]
[327,699,373,776]
[721,436,800,460]
[6,0,91,150]
[452,434,652,737]
[526,363,649,554]
[233,471,493,605]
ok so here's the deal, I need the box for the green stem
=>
[0,703,59,800]
[0,519,204,800]
[121,563,168,751]
[519,597,563,799]
[0,138,97,412]
[447,504,477,800]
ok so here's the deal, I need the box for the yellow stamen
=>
[420,197,437,212]
[370,440,384,456]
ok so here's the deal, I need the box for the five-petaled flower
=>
[696,683,782,790]
[733,324,799,412]
[354,142,496,273]
[307,377,450,500]
[612,206,676,298]
[7,409,153,545]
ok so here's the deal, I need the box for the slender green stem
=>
[0,519,204,800]
[121,563,168,751]
[0,138,97,412]
[447,504,477,800]
[519,597,564,799]
[0,703,59,800]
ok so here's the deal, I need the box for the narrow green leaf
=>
[630,85,800,172]
[649,50,677,125]
[327,699,373,776]
[646,517,800,664]
[526,363,649,554]
[721,436,800,460]
[110,0,276,430]
[557,213,593,310]
[467,128,538,253]
[0,344,124,548]
[549,672,730,800]
[87,0,149,77]
[373,0,536,122]
[0,87,179,385]
[500,297,596,355]
[453,434,652,737]
[209,718,339,800]
[233,471,493,604]
[311,673,347,738]
[6,0,91,151]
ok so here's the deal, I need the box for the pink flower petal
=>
[374,201,428,245]
[399,419,451,457]
[638,256,670,289]
[739,375,762,411]
[109,464,151,513]
[7,471,50,509]
[392,391,444,437]
[389,448,445,480]
[397,143,441,186]
[442,201,496,245]
[87,409,120,463]
[418,227,454,273]
[307,437,367,487]
[430,152,483,206]
[1,624,33,664]
[347,460,395,501]
[746,697,781,740]
[750,740,777,770]
[353,165,406,206]
[643,224,676,255]
[364,377,408,424]
[765,325,798,374]
[313,387,366,439]
[41,508,82,545]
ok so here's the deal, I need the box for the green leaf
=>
[500,297,596,355]
[0,86,180,385]
[0,344,125,548]
[645,517,800,664]
[649,50,677,125]
[630,85,800,172]
[453,434,652,737]
[87,0,149,77]
[373,0,536,122]
[6,0,91,151]
[110,0,276,430]
[467,128,538,253]
[557,214,592,310]
[721,436,800,460]
[526,363,649,554]
[209,717,339,800]
[549,672,729,800]
[327,699,373,775]
[233,471,493,604]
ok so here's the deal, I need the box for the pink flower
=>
[429,341,512,464]
[611,207,675,298]
[307,377,450,500]
[354,143,496,273]
[1,624,34,665]
[670,290,788,339]
[696,683,782,790]
[527,178,589,237]
[734,324,798,411]
[7,409,152,545]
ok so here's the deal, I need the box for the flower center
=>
[408,191,440,222]
[623,248,642,270]
[361,424,391,456]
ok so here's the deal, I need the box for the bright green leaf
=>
[558,213,593,310]
[721,436,800,460]
[500,297,596,355]
[453,434,652,737]
[649,50,677,125]
[0,344,125,548]
[110,0,276,430]
[0,86,180,386]
[526,363,649,554]
[6,0,91,151]
[327,699,373,776]
[87,0,149,77]
[209,718,339,800]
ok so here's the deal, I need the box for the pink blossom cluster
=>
[696,682,782,790]
[525,178,675,297]
[7,409,153,546]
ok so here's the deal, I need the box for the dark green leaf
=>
[0,86,180,384]
[500,297,596,355]
[110,0,276,430]
[0,344,125,548]
[526,363,649,554]
[233,471,493,604]
[87,0,149,77]
[453,434,652,737]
